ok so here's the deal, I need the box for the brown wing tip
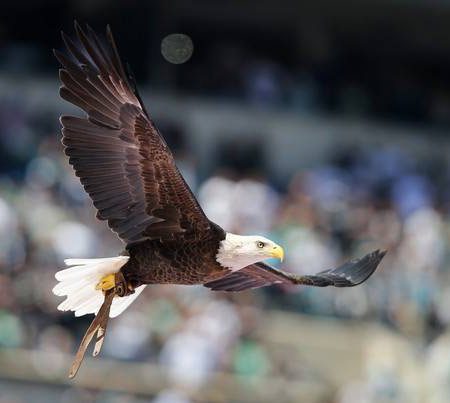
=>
[301,248,386,288]
[106,24,116,46]
[364,248,386,277]
[363,248,387,281]
[333,248,386,287]
[74,19,82,32]
[61,30,70,43]
[106,24,115,39]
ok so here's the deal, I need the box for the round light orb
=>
[161,33,194,64]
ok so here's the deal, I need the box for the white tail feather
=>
[53,256,146,318]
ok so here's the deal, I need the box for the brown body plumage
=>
[53,22,386,378]
[123,224,227,286]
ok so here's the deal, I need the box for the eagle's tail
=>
[53,256,146,318]
[52,256,146,378]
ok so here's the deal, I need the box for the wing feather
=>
[56,23,216,244]
[204,250,386,291]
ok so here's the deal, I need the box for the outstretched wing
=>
[204,249,386,292]
[55,22,213,244]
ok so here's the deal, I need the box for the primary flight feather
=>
[53,22,386,378]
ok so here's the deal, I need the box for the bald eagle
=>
[53,22,386,378]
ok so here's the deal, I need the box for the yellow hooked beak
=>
[270,245,284,262]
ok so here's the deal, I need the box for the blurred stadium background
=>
[1,1,450,402]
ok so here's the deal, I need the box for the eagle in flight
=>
[53,22,386,378]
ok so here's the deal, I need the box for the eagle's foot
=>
[114,272,133,297]
[95,272,132,297]
[95,274,115,292]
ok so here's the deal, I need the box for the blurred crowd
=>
[1,86,450,403]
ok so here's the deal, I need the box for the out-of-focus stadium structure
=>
[1,1,450,402]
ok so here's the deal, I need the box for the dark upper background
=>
[2,0,450,126]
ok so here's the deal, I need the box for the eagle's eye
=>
[257,241,265,248]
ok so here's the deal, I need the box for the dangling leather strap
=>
[68,289,115,378]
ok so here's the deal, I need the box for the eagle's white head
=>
[216,233,284,271]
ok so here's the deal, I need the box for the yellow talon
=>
[95,274,116,291]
